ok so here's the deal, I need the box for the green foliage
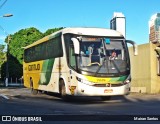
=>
[9,27,43,64]
[0,45,6,80]
[0,27,63,81]
[1,55,22,81]
[0,45,5,66]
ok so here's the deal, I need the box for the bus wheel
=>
[59,79,67,100]
[100,96,111,101]
[30,79,38,95]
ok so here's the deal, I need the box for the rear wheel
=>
[100,96,111,101]
[30,78,38,95]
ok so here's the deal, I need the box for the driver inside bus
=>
[109,50,117,60]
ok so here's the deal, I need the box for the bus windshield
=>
[77,37,130,76]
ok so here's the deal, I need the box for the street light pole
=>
[0,13,13,87]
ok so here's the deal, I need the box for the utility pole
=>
[5,35,11,87]
[0,13,13,87]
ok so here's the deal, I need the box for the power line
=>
[0,0,8,10]
[0,24,8,36]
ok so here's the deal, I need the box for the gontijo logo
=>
[28,64,40,71]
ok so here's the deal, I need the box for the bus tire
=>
[59,79,68,100]
[100,96,111,101]
[30,78,38,95]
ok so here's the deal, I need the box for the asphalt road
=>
[0,87,160,124]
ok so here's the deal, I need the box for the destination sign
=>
[82,37,101,42]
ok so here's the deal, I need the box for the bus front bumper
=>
[76,82,130,96]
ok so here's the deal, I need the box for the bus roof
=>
[61,27,124,37]
[24,27,124,49]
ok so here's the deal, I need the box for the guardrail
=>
[0,77,24,87]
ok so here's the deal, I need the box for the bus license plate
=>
[104,89,113,93]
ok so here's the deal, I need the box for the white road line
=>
[0,94,10,100]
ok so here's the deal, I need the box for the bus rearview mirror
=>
[71,38,80,54]
[126,40,138,56]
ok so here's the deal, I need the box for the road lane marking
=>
[0,94,10,100]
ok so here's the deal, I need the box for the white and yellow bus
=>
[23,27,137,100]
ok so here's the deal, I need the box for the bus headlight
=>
[76,77,94,86]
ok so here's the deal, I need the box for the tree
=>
[0,44,5,66]
[0,44,6,80]
[8,27,43,64]
[1,27,63,82]
[1,27,43,81]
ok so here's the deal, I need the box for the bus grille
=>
[93,83,124,87]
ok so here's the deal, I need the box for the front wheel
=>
[59,79,67,100]
[100,96,111,101]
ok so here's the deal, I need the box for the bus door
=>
[68,38,79,95]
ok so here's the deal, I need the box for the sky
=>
[0,0,160,45]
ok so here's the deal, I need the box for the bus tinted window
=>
[24,36,63,62]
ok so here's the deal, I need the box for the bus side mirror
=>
[126,40,138,56]
[71,38,80,54]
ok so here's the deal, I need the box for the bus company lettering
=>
[28,64,40,71]
[97,78,106,82]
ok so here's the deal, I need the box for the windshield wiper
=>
[110,59,121,73]
[94,38,110,77]
[94,59,104,77]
